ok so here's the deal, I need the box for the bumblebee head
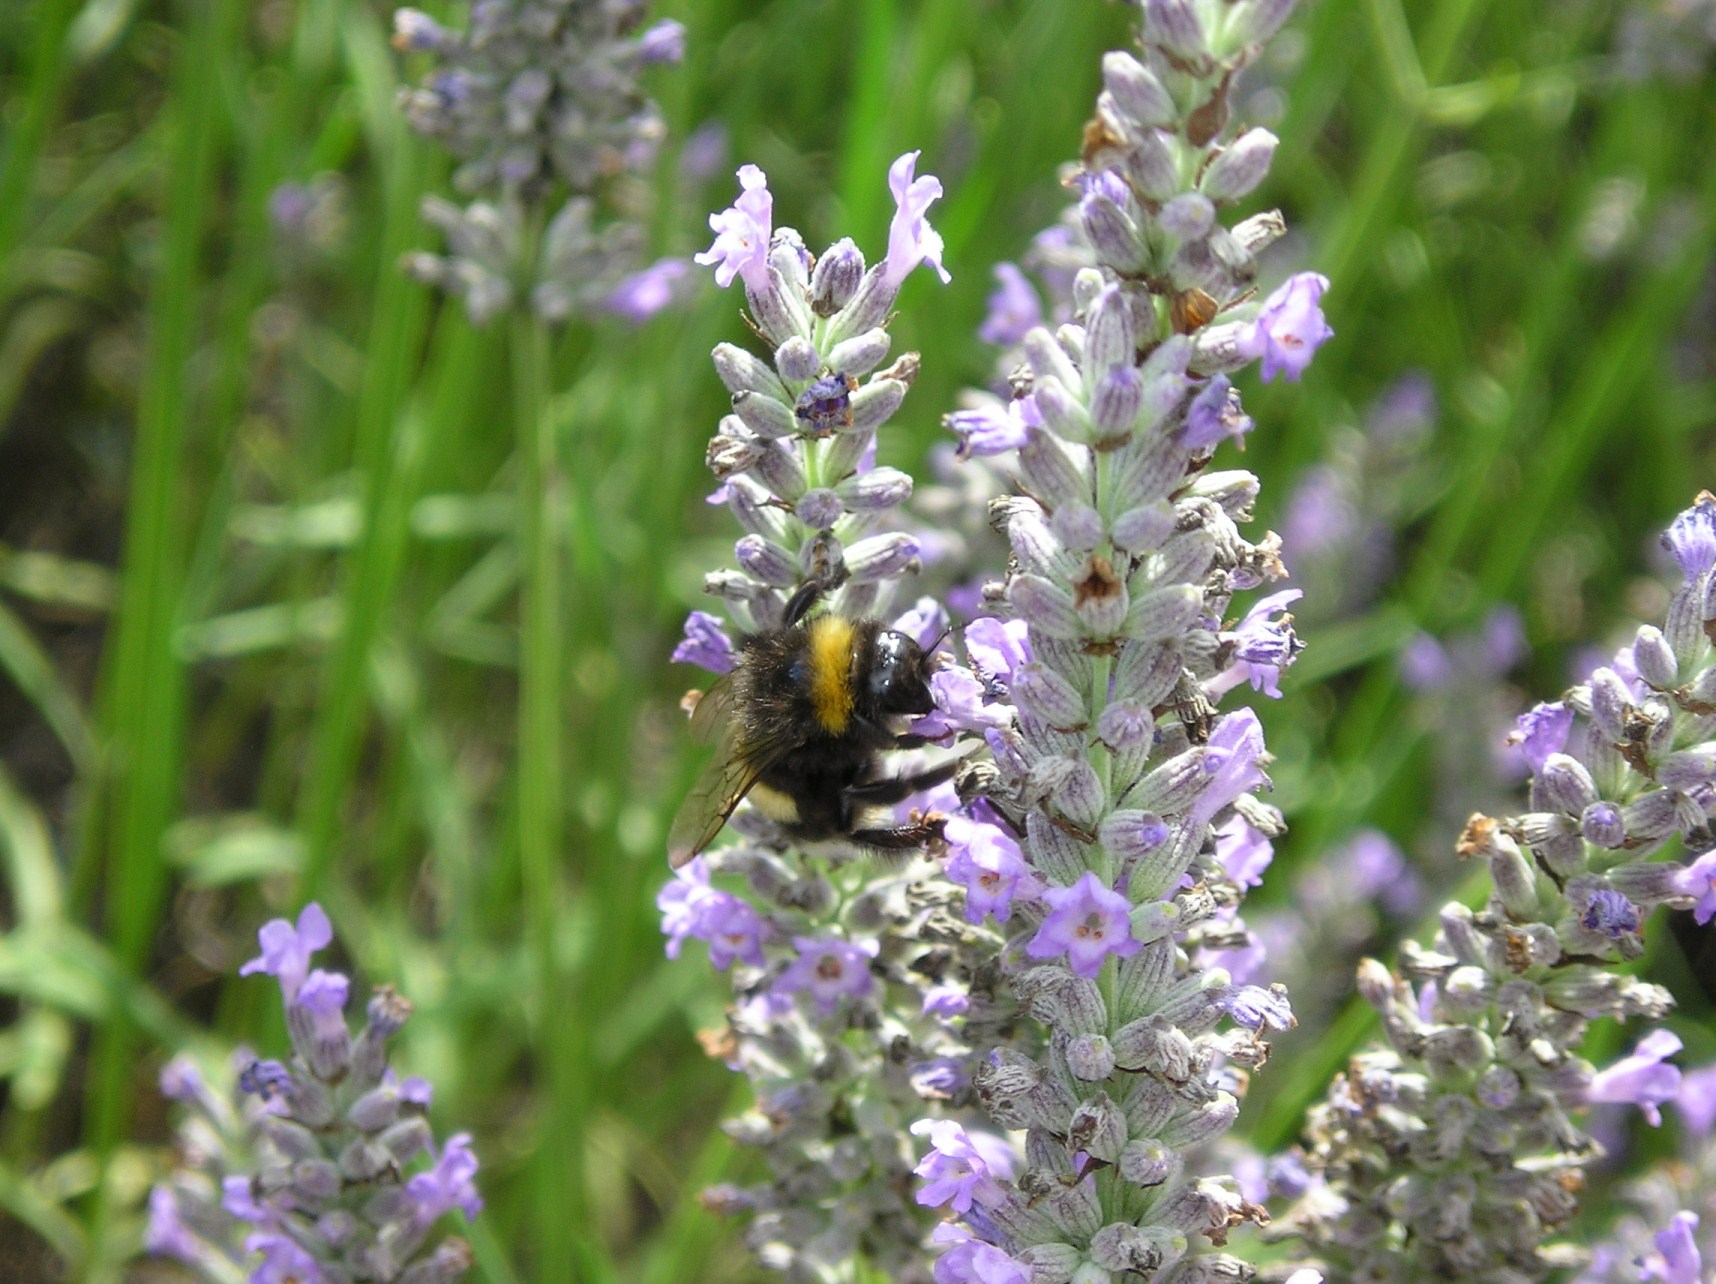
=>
[868,630,938,716]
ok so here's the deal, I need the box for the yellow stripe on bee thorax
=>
[807,615,856,734]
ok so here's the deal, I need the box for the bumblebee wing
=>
[668,722,784,869]
[686,672,738,746]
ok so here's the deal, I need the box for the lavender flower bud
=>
[1145,0,1209,65]
[774,336,821,384]
[810,238,865,314]
[732,389,797,439]
[1200,129,1278,202]
[1101,52,1176,129]
[1632,624,1678,687]
[825,329,892,378]
[1081,192,1147,273]
[848,378,907,434]
[1538,753,1599,816]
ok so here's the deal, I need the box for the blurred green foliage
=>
[0,0,1714,1279]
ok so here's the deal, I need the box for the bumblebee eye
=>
[871,631,934,715]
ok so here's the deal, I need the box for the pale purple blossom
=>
[1025,871,1143,978]
[637,18,686,64]
[1644,1212,1703,1284]
[923,985,970,1019]
[1241,272,1333,382]
[605,257,691,322]
[775,936,878,1013]
[1191,708,1268,829]
[913,668,1013,739]
[1183,375,1254,449]
[657,858,714,957]
[1663,495,1716,581]
[1676,1063,1716,1134]
[947,395,1037,459]
[696,164,773,292]
[1675,850,1716,924]
[929,1222,1031,1284]
[1587,1029,1684,1126]
[962,616,1031,689]
[910,1119,1009,1213]
[881,151,950,289]
[1511,701,1573,774]
[406,1133,484,1224]
[239,903,333,1001]
[222,1174,269,1223]
[245,1232,325,1284]
[672,611,735,674]
[144,1187,200,1262]
[893,597,950,651]
[944,814,1045,924]
[700,895,767,970]
[978,263,1042,346]
[1209,589,1302,698]
[1214,815,1273,888]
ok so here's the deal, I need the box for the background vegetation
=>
[1,0,1714,1279]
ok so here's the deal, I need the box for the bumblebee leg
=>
[844,756,966,807]
[849,818,946,850]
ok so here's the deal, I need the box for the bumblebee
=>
[668,585,962,868]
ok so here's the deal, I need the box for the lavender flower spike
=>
[1280,498,1716,1280]
[146,904,477,1282]
[662,149,986,1281]
[911,1,1326,1277]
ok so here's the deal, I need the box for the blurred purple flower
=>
[1398,634,1453,692]
[1676,1062,1716,1134]
[1587,1029,1683,1126]
[947,394,1039,460]
[637,19,685,64]
[144,1188,199,1262]
[1645,1212,1703,1284]
[407,1133,484,1224]
[775,936,877,1013]
[978,263,1042,346]
[245,1232,324,1284]
[605,257,691,322]
[679,121,729,184]
[1672,849,1716,924]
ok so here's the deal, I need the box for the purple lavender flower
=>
[245,1232,323,1284]
[1191,708,1269,828]
[696,164,773,292]
[1025,871,1143,978]
[637,18,686,64]
[1646,1212,1703,1284]
[977,263,1042,346]
[774,936,878,1013]
[407,1133,484,1224]
[1511,700,1573,773]
[910,1120,1011,1213]
[961,616,1031,688]
[605,257,691,322]
[1214,814,1274,888]
[1183,375,1255,449]
[1677,1063,1716,1134]
[1663,494,1716,581]
[238,903,332,1001]
[1589,1030,1685,1126]
[929,1223,1031,1284]
[880,150,950,290]
[150,904,476,1280]
[914,668,1014,739]
[1673,849,1716,924]
[944,814,1045,924]
[923,985,971,1019]
[672,610,736,674]
[143,1186,200,1262]
[946,394,1038,459]
[1241,272,1334,382]
[1210,588,1303,698]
